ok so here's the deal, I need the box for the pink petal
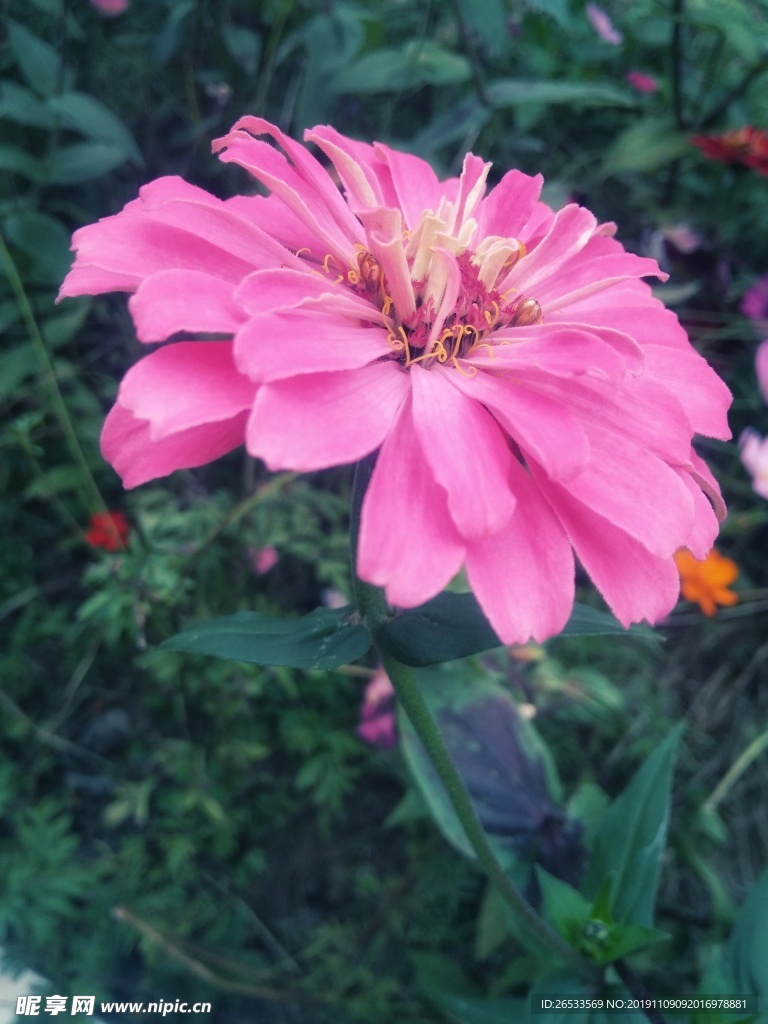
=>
[532,465,680,627]
[129,270,246,342]
[213,118,360,258]
[466,458,575,643]
[410,365,516,540]
[372,142,443,229]
[102,403,249,489]
[357,206,417,320]
[246,363,409,471]
[451,153,491,229]
[564,423,695,558]
[357,396,466,607]
[226,193,330,256]
[117,341,256,441]
[548,281,690,347]
[527,371,693,465]
[501,205,598,293]
[234,311,392,382]
[475,325,633,383]
[688,448,727,521]
[474,169,544,242]
[137,177,300,272]
[59,207,257,299]
[675,469,720,558]
[306,126,386,211]
[642,344,731,439]
[538,253,667,312]
[102,340,253,487]
[531,321,645,377]
[451,370,591,482]
[234,267,382,321]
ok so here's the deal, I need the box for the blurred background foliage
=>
[2,0,768,1021]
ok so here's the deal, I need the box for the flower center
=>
[312,232,542,375]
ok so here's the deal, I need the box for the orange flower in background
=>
[85,511,130,551]
[674,548,739,616]
[691,127,768,176]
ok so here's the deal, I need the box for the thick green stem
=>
[349,461,597,976]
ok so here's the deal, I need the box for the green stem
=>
[349,461,597,976]
[0,230,113,530]
[703,726,768,815]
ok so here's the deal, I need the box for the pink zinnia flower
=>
[90,0,130,15]
[59,119,732,643]
[586,4,623,44]
[626,71,658,94]
[740,428,768,499]
[357,669,396,749]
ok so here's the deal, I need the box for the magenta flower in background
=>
[626,71,658,94]
[357,669,396,749]
[59,118,732,644]
[742,274,768,330]
[89,0,130,15]
[740,429,768,499]
[586,4,623,44]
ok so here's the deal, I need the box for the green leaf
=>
[602,118,692,175]
[45,142,132,184]
[0,80,58,129]
[7,21,65,97]
[412,951,529,1024]
[582,726,683,926]
[0,344,39,401]
[381,591,500,666]
[456,0,510,56]
[381,592,653,667]
[159,606,372,670]
[3,211,73,284]
[0,146,42,181]
[727,866,768,999]
[412,97,491,157]
[332,41,471,94]
[47,92,144,166]
[221,24,263,76]
[524,0,572,26]
[488,78,636,109]
[685,0,764,62]
[537,866,670,965]
[435,993,530,1024]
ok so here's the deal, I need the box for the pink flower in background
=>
[357,669,396,749]
[59,118,731,644]
[626,71,658,94]
[756,340,768,403]
[586,4,623,44]
[90,0,130,15]
[248,545,278,575]
[742,274,768,330]
[740,429,768,499]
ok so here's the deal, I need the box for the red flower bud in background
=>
[85,511,130,551]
